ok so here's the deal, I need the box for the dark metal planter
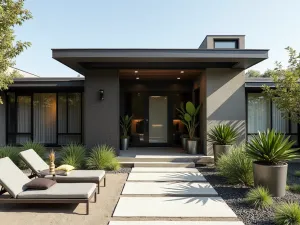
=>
[187,140,198,155]
[213,145,232,164]
[181,137,188,151]
[253,162,288,197]
[121,137,129,151]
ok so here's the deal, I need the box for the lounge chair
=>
[0,157,97,214]
[19,149,106,194]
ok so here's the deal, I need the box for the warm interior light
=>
[135,71,138,74]
[180,71,184,74]
[177,77,180,80]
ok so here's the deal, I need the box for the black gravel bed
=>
[106,167,132,174]
[197,164,300,225]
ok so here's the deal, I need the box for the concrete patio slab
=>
[127,172,206,182]
[109,222,244,225]
[131,167,199,173]
[122,182,218,196]
[113,197,237,218]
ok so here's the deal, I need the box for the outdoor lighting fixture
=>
[180,71,184,74]
[99,89,104,100]
[136,77,140,80]
[177,77,180,80]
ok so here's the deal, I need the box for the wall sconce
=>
[99,89,104,100]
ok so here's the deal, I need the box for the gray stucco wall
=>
[0,93,5,146]
[205,68,246,155]
[84,70,120,153]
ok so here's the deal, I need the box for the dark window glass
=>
[214,40,238,49]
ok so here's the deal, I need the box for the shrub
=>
[246,186,273,209]
[86,145,120,171]
[294,171,300,177]
[0,146,20,165]
[216,144,253,186]
[22,141,46,159]
[275,202,300,225]
[246,129,300,165]
[207,124,238,145]
[60,144,86,169]
[289,184,300,194]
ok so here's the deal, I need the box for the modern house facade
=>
[1,35,287,156]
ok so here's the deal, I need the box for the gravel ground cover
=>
[197,163,300,225]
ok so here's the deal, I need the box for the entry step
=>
[131,167,199,173]
[133,162,195,168]
[127,172,206,182]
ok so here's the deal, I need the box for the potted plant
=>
[120,115,132,151]
[207,124,238,164]
[246,129,300,197]
[177,101,200,154]
[180,134,189,151]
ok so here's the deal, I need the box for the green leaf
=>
[184,113,192,122]
[186,101,195,115]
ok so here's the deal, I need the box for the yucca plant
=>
[245,186,273,209]
[22,141,46,159]
[120,115,133,138]
[86,145,120,171]
[60,143,86,169]
[207,124,238,145]
[246,129,300,165]
[275,202,300,225]
[217,144,253,186]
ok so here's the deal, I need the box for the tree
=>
[263,47,300,123]
[246,70,261,77]
[0,0,32,104]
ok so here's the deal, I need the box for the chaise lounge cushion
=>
[44,170,105,182]
[19,149,48,174]
[17,183,96,199]
[0,157,30,198]
[24,178,56,190]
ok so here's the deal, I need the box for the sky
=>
[13,0,300,77]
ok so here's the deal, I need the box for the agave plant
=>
[120,115,133,138]
[176,101,200,140]
[207,124,238,145]
[246,129,300,165]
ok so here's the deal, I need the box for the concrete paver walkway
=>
[111,166,244,224]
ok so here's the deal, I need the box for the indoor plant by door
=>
[207,124,238,164]
[246,129,300,197]
[180,101,200,154]
[120,115,132,151]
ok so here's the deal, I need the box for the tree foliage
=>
[246,69,273,78]
[263,47,300,123]
[0,0,32,103]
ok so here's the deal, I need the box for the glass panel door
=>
[149,96,168,143]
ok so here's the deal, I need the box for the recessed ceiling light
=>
[134,71,138,74]
[177,77,180,80]
[180,71,184,74]
[136,77,139,80]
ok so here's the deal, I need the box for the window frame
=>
[246,91,299,146]
[6,91,83,147]
[213,39,239,49]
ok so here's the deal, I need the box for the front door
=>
[129,92,170,146]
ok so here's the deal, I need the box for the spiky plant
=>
[49,149,55,163]
[289,184,300,194]
[275,202,300,225]
[120,115,133,138]
[246,129,300,165]
[60,144,86,169]
[246,186,273,209]
[207,124,238,145]
[294,171,300,177]
[22,141,46,159]
[216,144,253,186]
[0,146,20,166]
[86,145,120,171]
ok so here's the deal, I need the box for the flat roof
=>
[52,48,269,75]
